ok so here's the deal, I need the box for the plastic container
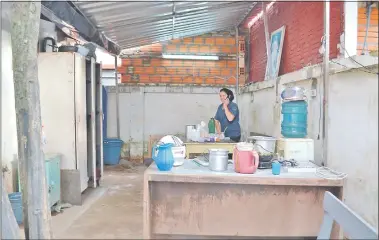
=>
[271,161,281,175]
[281,100,308,138]
[8,192,23,224]
[152,143,174,171]
[103,138,123,165]
[208,118,215,134]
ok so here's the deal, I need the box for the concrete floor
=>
[19,164,146,239]
[55,165,146,239]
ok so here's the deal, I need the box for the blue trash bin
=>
[8,192,23,224]
[103,138,123,165]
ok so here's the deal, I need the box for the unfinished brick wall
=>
[245,2,344,83]
[118,30,243,85]
[357,6,378,55]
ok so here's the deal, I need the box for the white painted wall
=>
[95,49,121,66]
[106,85,234,159]
[327,70,378,228]
[239,55,378,229]
[1,19,19,192]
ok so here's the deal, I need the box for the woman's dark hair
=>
[220,88,234,102]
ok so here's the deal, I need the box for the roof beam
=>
[113,18,239,44]
[96,2,250,28]
[116,23,237,48]
[103,6,247,34]
[237,2,258,27]
[119,26,234,50]
[41,1,121,55]
[172,1,176,39]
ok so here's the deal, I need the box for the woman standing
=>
[214,88,241,142]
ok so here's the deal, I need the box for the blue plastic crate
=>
[103,138,123,165]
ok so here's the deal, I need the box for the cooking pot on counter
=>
[207,148,232,172]
[247,136,276,155]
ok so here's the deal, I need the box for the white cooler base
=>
[276,138,314,162]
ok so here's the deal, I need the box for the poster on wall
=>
[265,26,286,80]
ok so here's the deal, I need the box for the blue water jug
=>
[152,143,174,171]
[281,100,308,138]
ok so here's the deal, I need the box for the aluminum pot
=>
[247,136,276,155]
[208,148,230,172]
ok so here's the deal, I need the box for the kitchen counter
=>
[143,160,343,239]
[184,141,237,158]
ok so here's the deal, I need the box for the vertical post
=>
[322,1,330,166]
[262,2,271,80]
[98,62,104,179]
[344,1,358,57]
[115,56,120,139]
[235,26,239,102]
[362,3,372,55]
[247,27,251,83]
[172,2,176,39]
[10,2,52,239]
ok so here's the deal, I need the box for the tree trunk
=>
[10,2,52,239]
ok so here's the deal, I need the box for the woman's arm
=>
[223,105,235,122]
[215,120,221,134]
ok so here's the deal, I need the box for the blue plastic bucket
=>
[103,138,123,165]
[8,192,23,224]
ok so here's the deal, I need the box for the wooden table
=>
[184,141,237,158]
[143,161,343,239]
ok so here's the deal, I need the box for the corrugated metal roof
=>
[73,1,256,50]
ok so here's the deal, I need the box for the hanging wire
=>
[330,59,378,75]
[341,47,379,75]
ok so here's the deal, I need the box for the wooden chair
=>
[317,191,378,239]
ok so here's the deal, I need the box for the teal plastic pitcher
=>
[152,143,174,171]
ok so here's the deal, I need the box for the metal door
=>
[86,58,97,188]
[74,54,89,192]
[95,63,104,179]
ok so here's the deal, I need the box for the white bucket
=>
[236,142,254,151]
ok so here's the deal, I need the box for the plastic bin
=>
[281,100,308,138]
[103,138,123,165]
[8,192,23,224]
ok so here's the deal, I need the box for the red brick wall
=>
[118,31,241,85]
[247,2,344,83]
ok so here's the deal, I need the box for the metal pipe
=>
[172,2,176,39]
[322,1,330,166]
[235,26,239,101]
[362,2,373,55]
[262,2,271,80]
[115,56,120,139]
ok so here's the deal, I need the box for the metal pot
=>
[208,148,230,172]
[247,136,277,155]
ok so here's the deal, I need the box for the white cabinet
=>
[38,52,91,195]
